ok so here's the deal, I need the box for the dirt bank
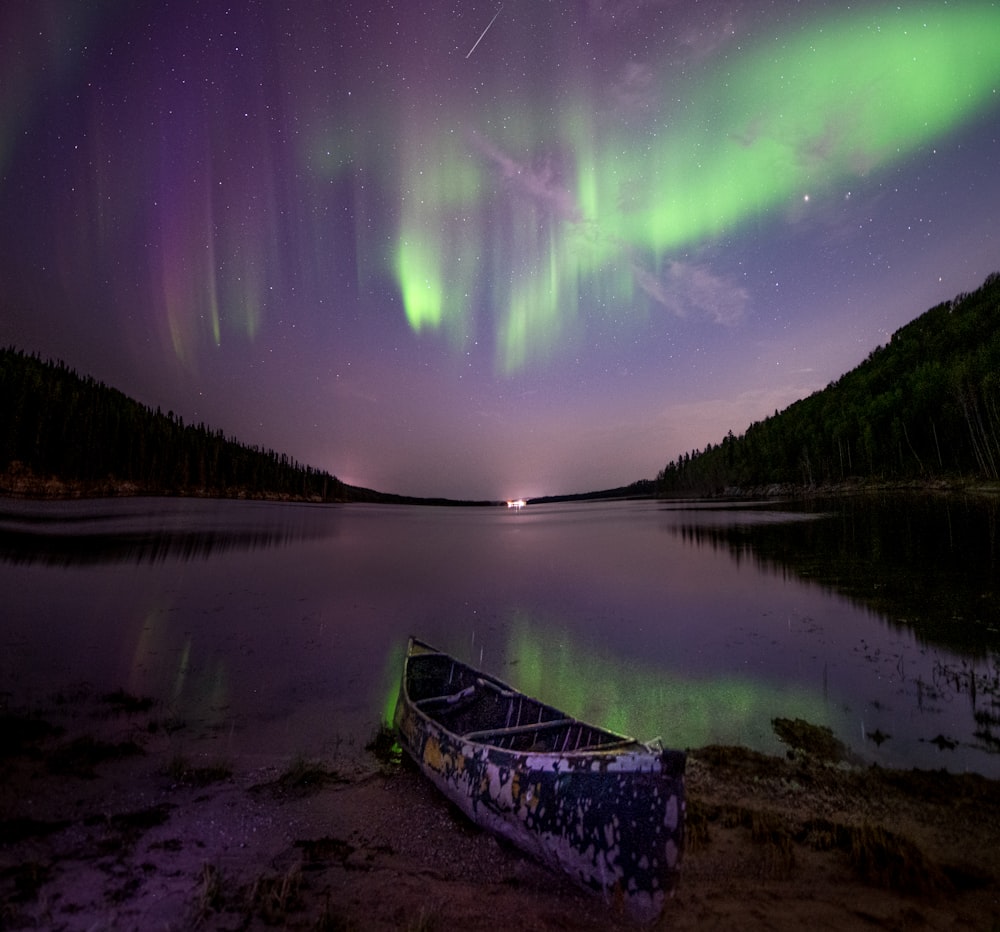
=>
[1,690,998,931]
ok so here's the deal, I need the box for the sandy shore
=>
[2,688,998,931]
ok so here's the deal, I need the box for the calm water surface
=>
[1,496,998,776]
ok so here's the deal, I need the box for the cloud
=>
[469,132,749,328]
[469,132,582,223]
[634,259,749,324]
[610,61,657,115]
[673,8,740,62]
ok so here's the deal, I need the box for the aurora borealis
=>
[2,1,999,499]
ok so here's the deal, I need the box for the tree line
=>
[657,271,1000,496]
[0,348,347,501]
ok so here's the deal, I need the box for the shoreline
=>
[0,472,336,504]
[2,689,999,930]
[4,467,1000,507]
[691,476,1000,501]
[0,474,501,508]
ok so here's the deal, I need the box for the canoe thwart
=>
[414,684,477,709]
[475,676,516,698]
[461,718,573,741]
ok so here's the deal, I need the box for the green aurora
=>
[388,5,1000,373]
[383,615,832,756]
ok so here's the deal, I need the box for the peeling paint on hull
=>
[394,638,686,923]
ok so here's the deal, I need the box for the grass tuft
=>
[194,863,224,925]
[47,735,143,777]
[277,754,343,793]
[800,818,948,895]
[247,865,302,923]
[847,822,949,895]
[406,905,440,932]
[313,893,353,931]
[716,804,796,877]
[682,799,712,850]
[101,688,155,714]
[365,722,401,766]
[164,753,232,787]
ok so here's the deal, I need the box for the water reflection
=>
[672,494,1000,656]
[666,494,1000,764]
[3,497,999,776]
[490,616,828,755]
[0,498,338,565]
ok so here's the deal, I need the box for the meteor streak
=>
[466,5,502,59]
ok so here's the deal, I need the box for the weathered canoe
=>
[393,637,685,922]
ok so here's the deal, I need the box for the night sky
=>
[2,2,999,500]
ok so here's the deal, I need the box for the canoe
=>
[393,637,686,922]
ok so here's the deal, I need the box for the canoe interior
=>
[407,646,640,755]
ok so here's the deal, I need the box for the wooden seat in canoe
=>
[462,718,573,741]
[414,684,477,709]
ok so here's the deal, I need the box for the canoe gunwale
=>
[401,638,656,760]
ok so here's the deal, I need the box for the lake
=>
[2,494,998,776]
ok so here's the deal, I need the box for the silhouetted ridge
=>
[656,271,1000,496]
[0,349,343,502]
[0,349,503,505]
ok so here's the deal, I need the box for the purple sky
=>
[2,1,999,500]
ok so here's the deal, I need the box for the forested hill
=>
[0,348,351,501]
[657,271,1000,496]
[0,348,493,505]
